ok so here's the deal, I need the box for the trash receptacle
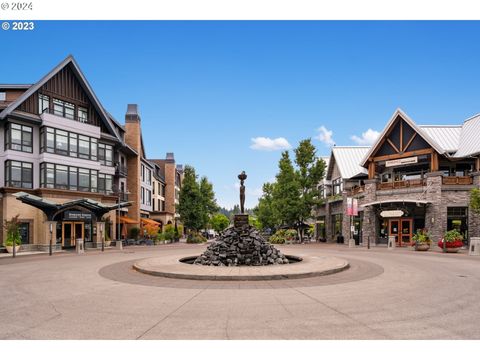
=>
[337,234,344,244]
[76,238,84,254]
[469,237,480,256]
[388,236,396,250]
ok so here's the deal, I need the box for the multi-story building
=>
[0,55,127,250]
[315,108,480,247]
[149,153,184,229]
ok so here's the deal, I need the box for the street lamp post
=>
[49,223,53,256]
[100,222,104,252]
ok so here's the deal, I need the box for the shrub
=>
[129,227,140,240]
[186,232,207,243]
[269,229,297,244]
[3,215,21,247]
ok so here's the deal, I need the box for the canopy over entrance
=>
[13,192,132,221]
[117,216,138,224]
[141,218,161,226]
[361,199,431,209]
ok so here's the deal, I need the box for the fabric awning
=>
[141,218,161,226]
[118,216,138,224]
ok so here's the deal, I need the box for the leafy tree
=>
[273,151,302,227]
[254,182,279,230]
[178,166,205,232]
[294,139,326,240]
[199,176,219,228]
[470,188,480,215]
[209,213,230,233]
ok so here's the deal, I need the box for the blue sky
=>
[2,21,480,208]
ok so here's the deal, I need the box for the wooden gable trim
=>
[372,148,434,162]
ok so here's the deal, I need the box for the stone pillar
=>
[469,172,480,238]
[96,222,105,248]
[361,179,378,247]
[43,221,58,253]
[325,201,333,243]
[425,172,444,243]
[342,191,351,246]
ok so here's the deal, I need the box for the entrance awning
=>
[13,192,132,221]
[118,216,138,224]
[361,199,431,208]
[141,218,161,226]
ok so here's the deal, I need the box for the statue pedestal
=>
[234,214,249,228]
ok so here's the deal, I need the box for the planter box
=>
[443,247,461,253]
[5,245,21,254]
[415,244,430,251]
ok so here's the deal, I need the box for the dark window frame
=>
[40,162,102,193]
[5,122,33,153]
[5,160,33,189]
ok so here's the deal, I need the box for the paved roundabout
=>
[1,243,480,339]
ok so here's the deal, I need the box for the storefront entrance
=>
[388,218,413,247]
[62,221,84,248]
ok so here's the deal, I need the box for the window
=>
[53,98,75,119]
[141,187,145,204]
[55,130,69,155]
[90,138,97,161]
[332,178,343,195]
[19,223,29,244]
[447,207,468,241]
[161,200,165,212]
[5,123,33,153]
[40,163,98,192]
[0,92,6,101]
[5,161,33,188]
[98,143,113,166]
[146,189,151,206]
[161,184,166,197]
[98,174,113,194]
[332,214,343,237]
[78,107,88,123]
[78,135,90,159]
[69,133,78,157]
[38,94,49,114]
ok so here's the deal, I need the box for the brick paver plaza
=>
[1,243,479,339]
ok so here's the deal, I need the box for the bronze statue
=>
[238,171,247,214]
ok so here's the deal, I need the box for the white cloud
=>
[250,137,292,151]
[350,128,380,146]
[315,126,335,147]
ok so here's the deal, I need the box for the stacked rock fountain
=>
[194,171,289,266]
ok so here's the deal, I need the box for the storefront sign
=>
[64,211,92,221]
[346,198,359,216]
[380,210,404,218]
[385,156,418,167]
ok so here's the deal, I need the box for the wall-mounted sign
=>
[385,156,418,168]
[380,210,404,218]
[64,211,92,221]
[346,198,359,216]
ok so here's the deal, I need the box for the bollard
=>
[76,239,84,254]
[116,240,123,250]
[469,237,480,256]
[388,235,396,250]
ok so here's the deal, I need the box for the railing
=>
[378,178,426,190]
[41,107,91,124]
[442,176,473,185]
[117,192,129,202]
[115,164,128,176]
[348,185,365,196]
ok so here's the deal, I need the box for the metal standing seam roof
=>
[453,114,480,158]
[418,125,462,153]
[330,146,370,179]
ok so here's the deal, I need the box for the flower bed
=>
[437,239,463,248]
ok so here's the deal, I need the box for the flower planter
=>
[104,241,111,247]
[415,243,430,251]
[443,247,461,253]
[5,245,21,254]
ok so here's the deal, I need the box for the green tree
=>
[294,139,326,240]
[470,188,480,214]
[254,182,279,230]
[273,151,302,227]
[199,176,219,228]
[178,166,205,232]
[209,213,230,233]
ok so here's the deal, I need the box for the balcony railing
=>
[348,185,365,196]
[442,176,473,185]
[378,178,426,190]
[115,164,128,176]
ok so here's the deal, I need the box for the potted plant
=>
[3,215,22,254]
[438,229,464,253]
[411,229,431,251]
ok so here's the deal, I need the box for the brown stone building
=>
[316,109,480,247]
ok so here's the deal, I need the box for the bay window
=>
[5,160,33,188]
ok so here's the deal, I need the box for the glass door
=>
[389,219,399,244]
[400,219,412,246]
[62,222,73,248]
[73,222,84,245]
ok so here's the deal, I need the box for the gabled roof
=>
[419,125,462,153]
[360,108,446,166]
[0,84,32,89]
[453,114,480,158]
[327,146,370,180]
[0,55,120,142]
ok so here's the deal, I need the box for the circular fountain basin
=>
[133,253,349,281]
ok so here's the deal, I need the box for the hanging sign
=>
[380,210,404,218]
[385,156,418,167]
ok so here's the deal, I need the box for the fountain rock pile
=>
[194,225,289,266]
